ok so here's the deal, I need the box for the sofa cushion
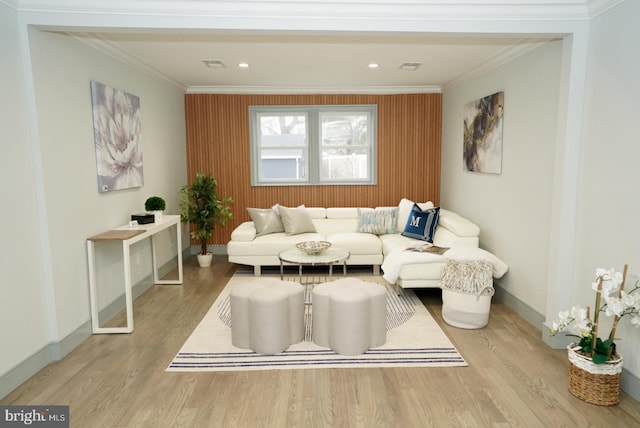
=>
[247,208,284,237]
[230,221,257,242]
[305,207,328,219]
[326,232,382,255]
[401,204,440,243]
[229,232,325,256]
[278,205,317,235]
[326,207,359,219]
[313,218,358,235]
[356,207,399,234]
[438,209,480,237]
[379,233,417,256]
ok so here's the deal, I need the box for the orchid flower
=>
[550,265,640,363]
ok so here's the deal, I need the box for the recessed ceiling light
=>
[238,62,250,68]
[368,63,379,69]
[399,62,422,71]
[202,59,225,68]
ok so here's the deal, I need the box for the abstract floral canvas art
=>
[90,80,143,192]
[463,91,504,174]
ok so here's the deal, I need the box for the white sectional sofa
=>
[228,199,507,289]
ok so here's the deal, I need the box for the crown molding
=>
[587,0,624,17]
[10,0,624,21]
[70,32,188,91]
[185,85,442,95]
[0,0,20,10]
[444,39,550,90]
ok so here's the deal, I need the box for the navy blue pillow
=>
[401,204,440,243]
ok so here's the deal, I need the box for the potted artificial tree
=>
[145,196,166,221]
[179,173,234,267]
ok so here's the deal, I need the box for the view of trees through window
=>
[320,113,369,181]
[250,105,376,186]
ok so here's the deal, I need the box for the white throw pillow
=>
[247,208,284,237]
[278,205,317,235]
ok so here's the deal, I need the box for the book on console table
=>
[405,244,449,255]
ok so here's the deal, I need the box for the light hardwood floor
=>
[3,257,640,427]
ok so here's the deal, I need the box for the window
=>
[250,105,377,186]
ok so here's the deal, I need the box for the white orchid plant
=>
[550,265,640,364]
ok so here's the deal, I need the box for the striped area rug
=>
[166,273,467,371]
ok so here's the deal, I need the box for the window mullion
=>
[307,110,319,183]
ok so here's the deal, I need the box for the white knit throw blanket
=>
[441,260,494,296]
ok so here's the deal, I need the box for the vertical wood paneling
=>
[184,93,442,244]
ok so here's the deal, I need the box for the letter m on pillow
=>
[409,216,422,227]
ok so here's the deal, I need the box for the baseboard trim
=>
[189,244,227,255]
[0,255,184,400]
[495,284,640,402]
[622,369,640,402]
[492,284,544,329]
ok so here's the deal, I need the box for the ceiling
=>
[70,31,553,93]
[11,0,620,93]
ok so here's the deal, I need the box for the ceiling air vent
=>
[399,62,422,71]
[202,59,225,68]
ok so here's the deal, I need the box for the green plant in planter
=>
[179,173,234,256]
[145,196,166,212]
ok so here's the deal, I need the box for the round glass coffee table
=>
[279,247,350,283]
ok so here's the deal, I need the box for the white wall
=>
[0,2,51,386]
[442,1,640,386]
[576,0,640,375]
[0,15,188,397]
[441,40,563,315]
[28,28,188,333]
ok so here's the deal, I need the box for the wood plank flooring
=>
[3,257,640,427]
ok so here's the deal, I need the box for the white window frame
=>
[249,105,377,186]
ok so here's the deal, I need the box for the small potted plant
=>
[145,196,166,221]
[179,173,234,267]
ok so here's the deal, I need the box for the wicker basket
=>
[567,344,622,406]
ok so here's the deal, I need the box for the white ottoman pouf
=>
[350,281,387,347]
[440,260,494,329]
[312,279,388,354]
[311,281,341,348]
[230,281,265,349]
[249,287,289,354]
[278,280,305,344]
[330,286,371,355]
[230,279,305,354]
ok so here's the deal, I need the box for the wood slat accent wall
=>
[184,93,442,244]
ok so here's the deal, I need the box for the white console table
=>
[87,215,183,334]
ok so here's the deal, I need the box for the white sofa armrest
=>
[438,209,480,237]
[230,221,257,242]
